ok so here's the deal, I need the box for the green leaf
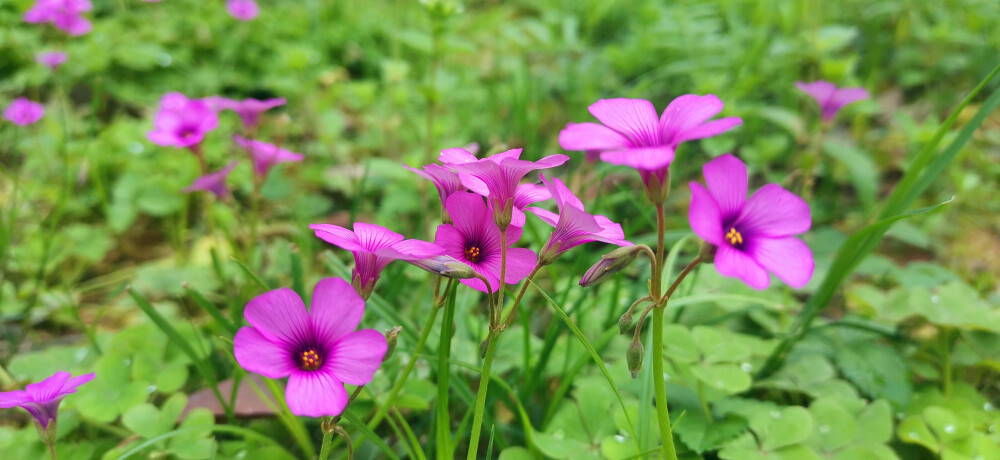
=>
[806,399,857,452]
[822,141,877,210]
[833,340,912,408]
[674,411,748,454]
[752,406,813,451]
[854,400,893,445]
[691,364,752,394]
[923,406,972,444]
[897,415,939,452]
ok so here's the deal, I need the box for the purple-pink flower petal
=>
[243,287,311,347]
[703,154,747,220]
[36,51,67,70]
[285,370,348,417]
[588,98,661,146]
[227,0,259,21]
[736,183,811,237]
[745,237,814,288]
[599,146,675,172]
[309,277,365,343]
[714,245,770,290]
[233,327,296,378]
[4,98,45,126]
[327,329,388,385]
[184,161,237,199]
[687,182,724,246]
[796,81,869,121]
[233,135,303,176]
[558,122,630,151]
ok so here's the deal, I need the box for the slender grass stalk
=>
[467,331,498,460]
[436,282,457,459]
[650,308,677,460]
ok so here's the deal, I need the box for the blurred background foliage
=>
[1,0,999,459]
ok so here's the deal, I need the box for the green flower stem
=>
[318,419,334,460]
[436,281,457,459]
[467,331,498,460]
[651,308,677,460]
[47,442,57,460]
[801,121,830,202]
[360,303,442,441]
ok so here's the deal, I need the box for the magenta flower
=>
[440,147,568,228]
[184,161,237,199]
[148,93,219,149]
[496,183,551,228]
[233,278,387,417]
[36,51,67,71]
[404,163,465,208]
[206,97,285,129]
[23,0,92,36]
[688,154,813,290]
[527,174,631,265]
[4,98,45,126]
[227,0,259,21]
[310,222,443,299]
[795,81,869,121]
[434,192,537,293]
[559,96,742,197]
[0,371,95,439]
[233,135,304,177]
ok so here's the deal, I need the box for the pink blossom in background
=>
[184,161,238,199]
[0,371,95,433]
[232,135,304,177]
[4,98,45,126]
[434,192,537,293]
[559,95,742,196]
[205,97,285,129]
[309,222,443,299]
[36,51,68,71]
[147,93,219,149]
[795,81,869,121]
[440,146,568,228]
[688,154,813,290]
[527,174,630,264]
[23,0,93,36]
[227,0,259,21]
[405,163,465,210]
[233,278,387,417]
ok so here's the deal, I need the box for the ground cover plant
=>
[2,0,1000,459]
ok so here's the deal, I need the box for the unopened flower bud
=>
[408,256,478,279]
[698,242,717,264]
[618,311,635,336]
[579,245,644,287]
[627,340,644,379]
[642,169,671,204]
[383,326,402,361]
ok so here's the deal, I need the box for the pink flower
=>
[23,0,92,36]
[0,371,95,434]
[309,222,443,299]
[233,278,387,417]
[795,81,869,121]
[4,98,45,126]
[688,154,813,290]
[226,0,259,21]
[233,135,304,177]
[205,97,285,129]
[434,192,537,293]
[148,93,219,149]
[440,147,568,228]
[36,51,67,71]
[559,96,742,197]
[184,161,237,199]
[499,183,552,228]
[527,174,630,265]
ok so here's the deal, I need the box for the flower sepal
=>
[34,417,57,446]
[642,168,671,204]
[697,241,717,264]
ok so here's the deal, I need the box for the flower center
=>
[725,227,744,247]
[299,349,323,371]
[464,246,482,263]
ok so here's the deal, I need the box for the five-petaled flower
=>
[4,98,45,126]
[184,161,238,199]
[24,0,93,36]
[688,154,813,290]
[234,278,387,417]
[440,147,568,229]
[434,192,537,293]
[148,93,219,149]
[205,97,285,130]
[0,371,95,443]
[233,135,304,177]
[795,81,869,122]
[36,52,68,71]
[527,174,631,265]
[226,0,259,21]
[309,222,443,299]
[559,96,742,201]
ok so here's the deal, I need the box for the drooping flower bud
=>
[408,255,479,279]
[383,326,402,360]
[618,311,635,336]
[627,339,644,379]
[698,241,717,264]
[579,245,645,287]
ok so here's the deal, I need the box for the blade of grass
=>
[115,425,294,459]
[436,281,457,460]
[342,410,401,460]
[245,376,315,458]
[231,257,270,290]
[184,284,239,336]
[127,288,232,421]
[529,280,642,456]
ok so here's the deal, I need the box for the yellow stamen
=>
[464,246,482,263]
[300,349,322,371]
[725,227,743,246]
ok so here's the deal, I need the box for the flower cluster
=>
[4,98,45,126]
[24,0,93,36]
